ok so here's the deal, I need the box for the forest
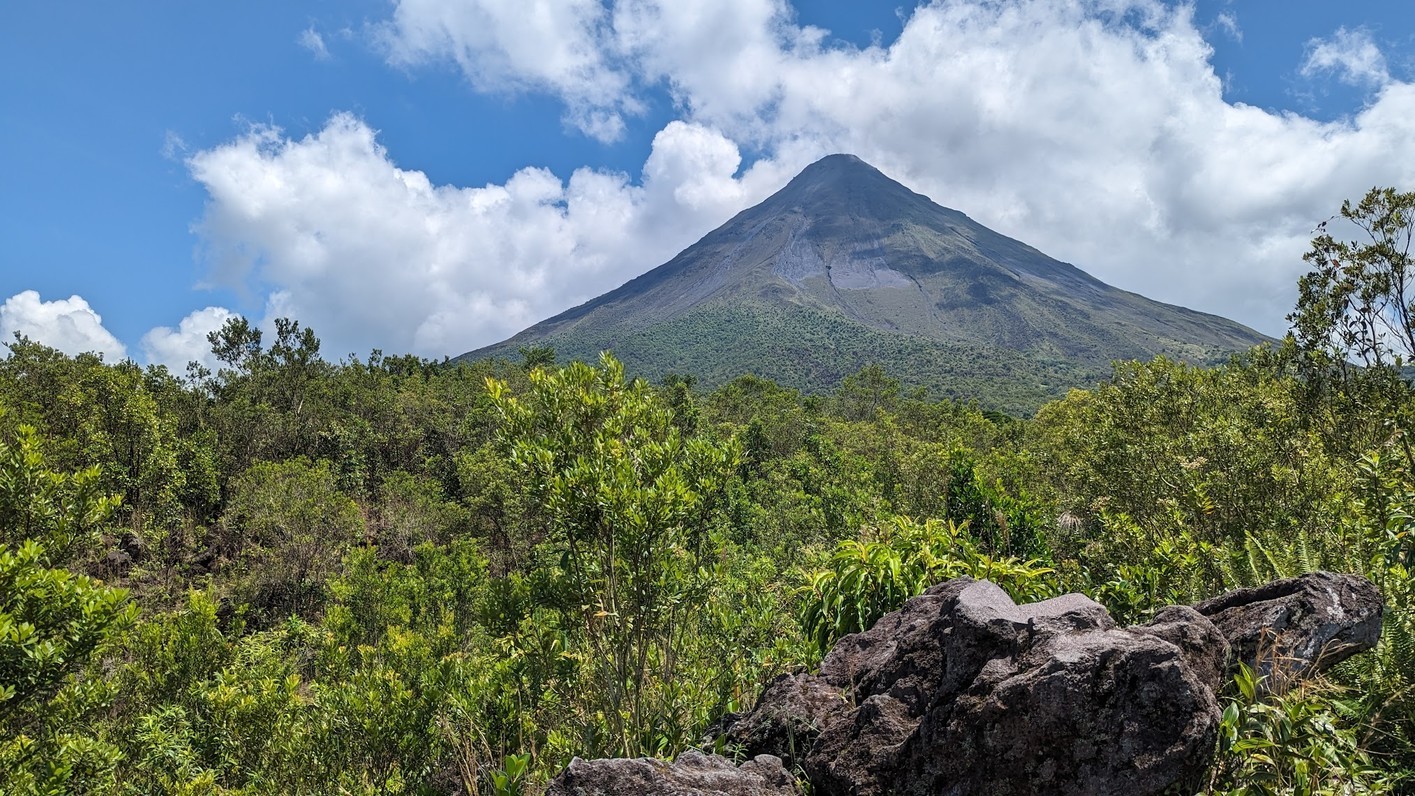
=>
[5,189,1415,795]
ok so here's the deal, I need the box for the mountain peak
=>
[800,152,871,173]
[783,153,892,190]
[766,153,929,219]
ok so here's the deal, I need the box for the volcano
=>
[460,155,1268,414]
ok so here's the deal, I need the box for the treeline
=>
[5,189,1415,794]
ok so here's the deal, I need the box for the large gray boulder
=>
[721,574,1382,795]
[548,572,1383,796]
[712,673,844,770]
[790,579,1227,796]
[545,750,800,796]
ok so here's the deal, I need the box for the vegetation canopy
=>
[1,188,1413,793]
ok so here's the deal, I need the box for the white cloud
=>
[299,27,331,61]
[1302,27,1389,87]
[1215,12,1241,43]
[140,306,236,372]
[186,114,788,358]
[612,0,817,133]
[161,130,188,160]
[378,0,638,141]
[187,0,1415,359]
[0,291,127,360]
[617,0,1415,333]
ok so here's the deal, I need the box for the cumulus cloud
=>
[187,0,1415,358]
[378,0,639,141]
[140,306,237,372]
[1302,27,1389,87]
[186,114,789,357]
[0,291,127,359]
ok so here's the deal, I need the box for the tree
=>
[207,315,263,372]
[0,432,133,794]
[0,424,118,566]
[0,541,133,729]
[220,458,364,620]
[659,373,698,435]
[487,353,741,757]
[1291,187,1415,371]
[517,344,556,371]
[834,364,902,422]
[0,542,133,794]
[1289,188,1415,472]
[203,316,338,483]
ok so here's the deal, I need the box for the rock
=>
[796,579,1225,796]
[895,626,1223,796]
[101,548,133,577]
[545,750,801,796]
[817,580,1116,709]
[563,573,1383,796]
[714,673,844,769]
[118,529,146,559]
[1134,605,1232,692]
[1195,570,1383,685]
[807,693,916,796]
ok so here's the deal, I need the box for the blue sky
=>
[3,1,1414,367]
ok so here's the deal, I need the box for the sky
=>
[4,0,1415,369]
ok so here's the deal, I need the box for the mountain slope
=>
[460,154,1269,414]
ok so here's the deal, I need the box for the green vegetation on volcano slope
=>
[506,300,1243,417]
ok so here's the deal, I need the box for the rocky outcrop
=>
[1195,570,1383,686]
[545,750,800,796]
[547,572,1382,796]
[764,579,1227,796]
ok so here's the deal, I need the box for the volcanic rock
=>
[549,573,1384,796]
[1194,570,1383,685]
[785,579,1226,795]
[545,749,800,796]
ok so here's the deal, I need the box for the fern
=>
[1217,528,1362,591]
[796,516,1057,656]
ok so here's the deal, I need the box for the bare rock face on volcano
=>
[463,155,1269,414]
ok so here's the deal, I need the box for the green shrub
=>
[797,515,1056,657]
